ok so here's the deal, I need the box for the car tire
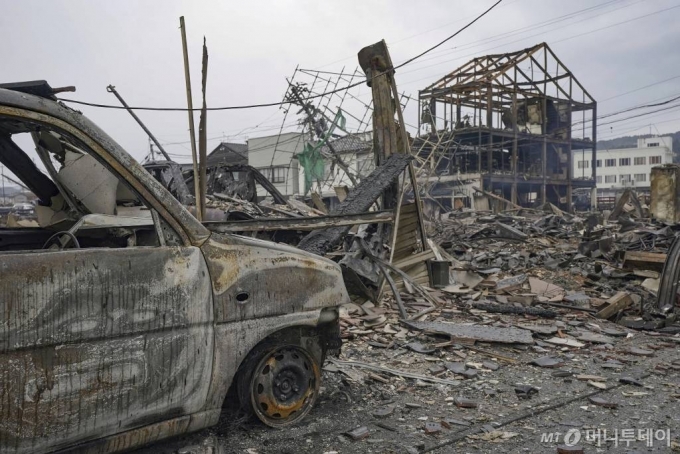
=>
[236,338,321,428]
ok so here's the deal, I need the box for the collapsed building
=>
[416,43,597,214]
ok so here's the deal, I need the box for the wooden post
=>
[591,102,598,210]
[473,185,522,210]
[358,40,431,297]
[198,37,208,217]
[511,75,518,206]
[179,16,202,221]
[542,94,548,205]
[595,292,632,320]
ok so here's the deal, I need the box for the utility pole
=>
[286,82,358,186]
[179,16,203,221]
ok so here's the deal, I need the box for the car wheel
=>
[238,343,321,428]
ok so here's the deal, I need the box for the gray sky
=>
[2,0,680,170]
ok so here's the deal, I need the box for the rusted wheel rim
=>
[250,345,320,427]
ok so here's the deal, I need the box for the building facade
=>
[245,131,374,204]
[247,132,306,198]
[573,136,673,195]
[207,142,247,166]
[309,133,373,200]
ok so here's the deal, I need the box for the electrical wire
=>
[598,103,680,127]
[571,93,680,127]
[56,1,504,113]
[394,0,504,70]
[398,0,628,66]
[391,1,676,90]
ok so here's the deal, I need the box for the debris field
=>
[140,206,680,453]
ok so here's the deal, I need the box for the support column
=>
[456,101,461,128]
[566,115,573,212]
[591,102,598,210]
[542,94,548,205]
[542,138,547,205]
[512,88,518,206]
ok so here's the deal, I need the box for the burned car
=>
[4,202,38,228]
[0,81,349,453]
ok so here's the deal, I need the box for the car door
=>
[0,237,213,453]
[0,88,215,453]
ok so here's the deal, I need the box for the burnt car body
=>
[0,82,349,453]
[4,202,38,227]
[9,202,35,216]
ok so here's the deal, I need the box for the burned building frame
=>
[417,43,596,211]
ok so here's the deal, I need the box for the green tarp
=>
[297,109,346,194]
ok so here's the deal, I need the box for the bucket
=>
[429,260,450,288]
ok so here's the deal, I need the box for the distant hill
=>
[597,131,680,162]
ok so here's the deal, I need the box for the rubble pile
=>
[337,206,680,343]
[203,193,309,220]
[318,207,680,452]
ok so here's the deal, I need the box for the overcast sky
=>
[2,0,680,169]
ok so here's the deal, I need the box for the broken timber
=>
[403,320,534,345]
[329,359,460,386]
[595,291,633,320]
[473,186,522,210]
[609,188,644,220]
[622,251,667,272]
[297,153,412,255]
[205,210,393,232]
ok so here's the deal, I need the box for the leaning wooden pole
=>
[358,40,432,298]
[179,16,202,221]
[198,37,208,218]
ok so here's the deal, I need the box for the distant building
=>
[310,132,373,200]
[8,191,36,204]
[207,142,247,166]
[244,131,374,204]
[573,136,673,196]
[247,132,306,198]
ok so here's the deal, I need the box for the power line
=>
[312,0,522,70]
[600,74,680,102]
[598,103,680,127]
[571,93,680,127]
[598,95,680,121]
[392,1,674,89]
[599,116,680,139]
[57,2,503,113]
[400,0,628,66]
[394,0,504,70]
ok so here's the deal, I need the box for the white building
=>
[246,131,374,205]
[247,132,306,198]
[309,133,373,199]
[572,136,673,195]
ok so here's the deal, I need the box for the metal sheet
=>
[403,320,534,344]
[201,234,350,323]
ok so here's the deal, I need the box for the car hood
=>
[200,232,350,323]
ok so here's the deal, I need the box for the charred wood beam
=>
[0,135,58,204]
[297,153,412,256]
[204,210,393,233]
